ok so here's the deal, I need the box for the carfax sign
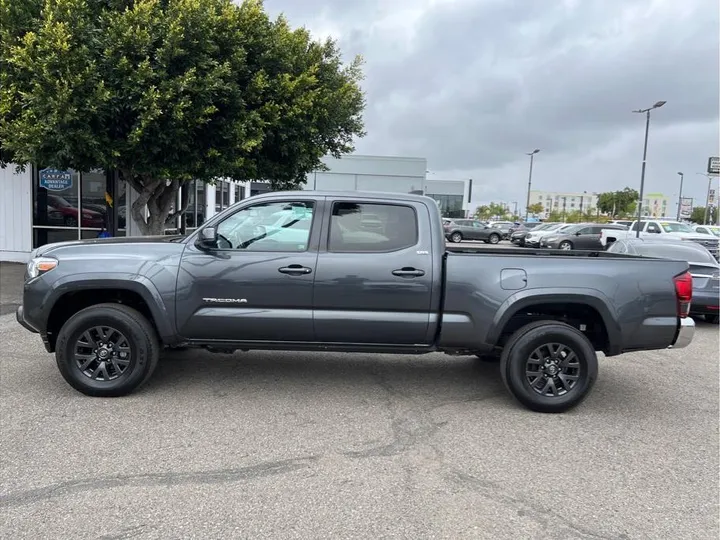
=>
[708,157,719,175]
[39,168,73,191]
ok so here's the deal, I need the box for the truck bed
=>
[438,247,689,355]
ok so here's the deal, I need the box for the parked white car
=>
[523,222,576,247]
[693,224,720,237]
[600,219,719,258]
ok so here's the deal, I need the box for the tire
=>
[705,314,719,324]
[450,232,463,243]
[488,233,501,244]
[55,303,160,397]
[64,216,78,227]
[558,241,573,250]
[500,320,598,413]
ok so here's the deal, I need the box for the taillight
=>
[673,271,692,318]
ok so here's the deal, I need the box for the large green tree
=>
[0,0,366,234]
[596,188,639,218]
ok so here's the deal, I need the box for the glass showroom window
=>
[427,193,463,218]
[33,167,121,247]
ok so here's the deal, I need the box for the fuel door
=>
[500,268,528,290]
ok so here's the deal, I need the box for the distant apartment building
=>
[641,192,672,218]
[529,190,672,219]
[529,190,599,218]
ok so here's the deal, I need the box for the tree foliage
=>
[0,0,366,234]
[690,206,717,224]
[526,202,544,216]
[596,188,639,218]
[474,202,508,221]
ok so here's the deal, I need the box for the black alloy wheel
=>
[524,343,580,397]
[500,320,598,413]
[55,303,160,397]
[74,326,132,381]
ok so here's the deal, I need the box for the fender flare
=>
[487,288,622,353]
[46,274,175,340]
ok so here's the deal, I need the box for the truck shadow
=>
[147,351,509,405]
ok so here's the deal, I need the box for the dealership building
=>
[0,154,470,262]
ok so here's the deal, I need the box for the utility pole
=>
[632,101,666,237]
[524,149,540,220]
[676,172,684,221]
[697,173,714,224]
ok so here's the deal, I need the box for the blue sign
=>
[39,168,73,191]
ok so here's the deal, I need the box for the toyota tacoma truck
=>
[16,191,696,413]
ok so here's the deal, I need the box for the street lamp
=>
[524,149,540,220]
[632,100,666,237]
[676,172,684,221]
[696,173,714,224]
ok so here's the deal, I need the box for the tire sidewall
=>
[489,233,500,244]
[559,241,573,250]
[56,307,152,396]
[451,232,462,243]
[501,323,598,413]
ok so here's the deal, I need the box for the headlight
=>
[27,256,58,279]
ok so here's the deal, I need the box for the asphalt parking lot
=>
[1,259,718,539]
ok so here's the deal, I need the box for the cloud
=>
[263,0,720,207]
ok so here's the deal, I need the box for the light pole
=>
[511,201,518,218]
[524,149,540,220]
[696,173,714,224]
[632,100,666,237]
[676,172,684,221]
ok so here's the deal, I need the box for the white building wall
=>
[0,166,33,262]
[305,154,428,194]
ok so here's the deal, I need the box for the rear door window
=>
[328,202,418,253]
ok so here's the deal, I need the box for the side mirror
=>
[575,231,582,236]
[197,226,218,249]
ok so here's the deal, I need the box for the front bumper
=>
[669,317,695,349]
[16,305,38,334]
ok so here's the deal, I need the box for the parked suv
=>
[444,219,504,244]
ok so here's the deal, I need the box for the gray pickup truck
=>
[17,191,695,413]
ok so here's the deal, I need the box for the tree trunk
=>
[121,171,191,236]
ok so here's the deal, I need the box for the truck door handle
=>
[278,265,312,275]
[392,267,425,277]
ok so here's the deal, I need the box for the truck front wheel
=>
[500,321,598,413]
[55,303,160,397]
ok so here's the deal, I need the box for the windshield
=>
[635,243,718,265]
[659,222,693,233]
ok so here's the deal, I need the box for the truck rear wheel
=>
[55,303,160,397]
[500,321,598,413]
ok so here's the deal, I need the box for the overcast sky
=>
[264,0,719,211]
